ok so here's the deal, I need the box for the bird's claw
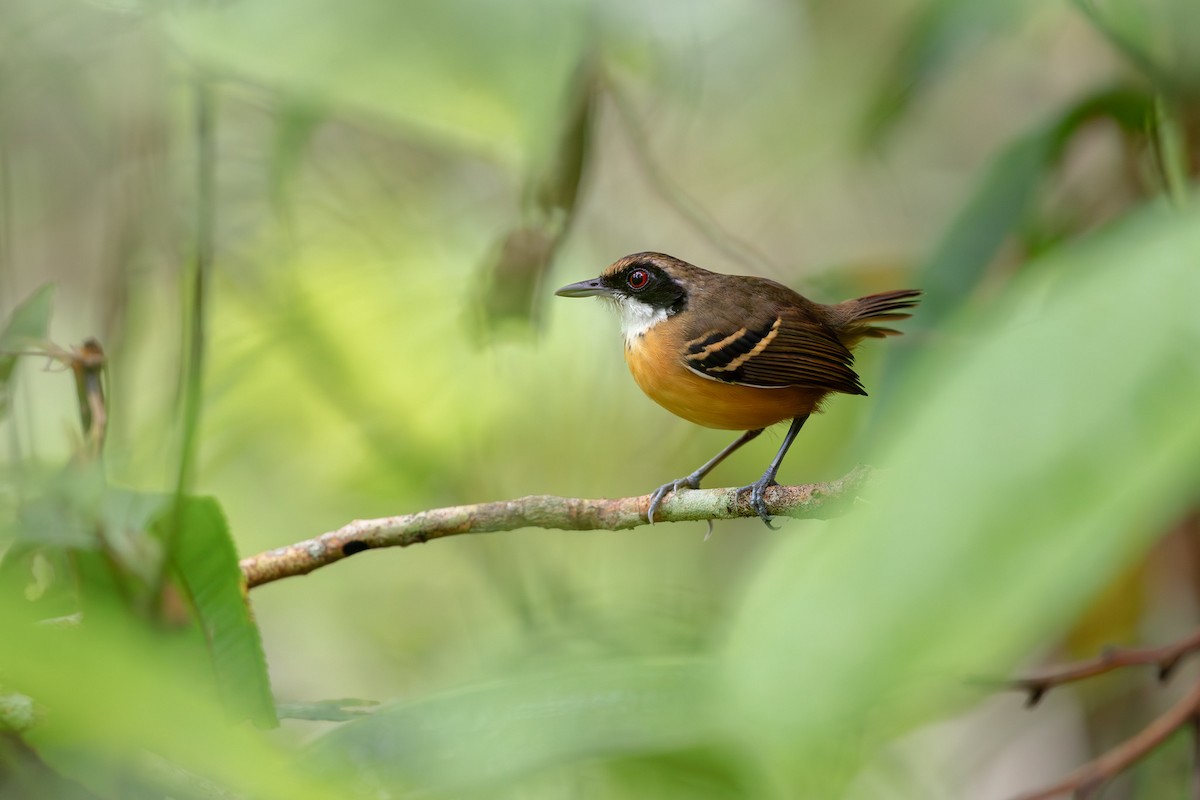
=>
[647,475,701,523]
[736,478,780,529]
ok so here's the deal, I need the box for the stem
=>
[1006,627,1200,704]
[156,76,216,613]
[1015,678,1200,800]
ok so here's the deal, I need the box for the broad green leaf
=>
[0,283,53,419]
[0,600,343,799]
[161,496,277,728]
[7,485,273,727]
[311,657,715,794]
[722,202,1200,795]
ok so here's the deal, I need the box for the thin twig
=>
[68,338,107,459]
[1006,627,1200,707]
[240,466,872,589]
[604,75,779,276]
[1015,677,1200,800]
[2,341,108,459]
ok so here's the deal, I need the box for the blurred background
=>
[3,0,1200,797]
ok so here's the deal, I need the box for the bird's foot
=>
[735,477,780,529]
[647,474,702,523]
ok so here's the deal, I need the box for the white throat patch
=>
[605,295,669,346]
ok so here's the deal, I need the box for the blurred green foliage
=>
[2,0,1200,797]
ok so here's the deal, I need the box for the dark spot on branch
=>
[342,540,369,556]
[1159,656,1180,682]
[1025,686,1046,707]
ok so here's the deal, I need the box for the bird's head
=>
[555,252,693,343]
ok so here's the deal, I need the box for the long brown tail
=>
[837,289,922,339]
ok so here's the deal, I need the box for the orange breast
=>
[625,327,821,431]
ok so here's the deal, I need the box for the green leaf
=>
[915,87,1153,327]
[161,496,277,728]
[873,88,1154,420]
[0,283,54,419]
[0,600,344,799]
[310,657,715,794]
[722,202,1200,794]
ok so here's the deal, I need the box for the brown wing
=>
[681,309,865,396]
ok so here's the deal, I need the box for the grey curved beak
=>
[555,278,611,298]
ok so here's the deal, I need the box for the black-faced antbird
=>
[556,252,919,527]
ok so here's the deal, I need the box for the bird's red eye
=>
[627,268,650,291]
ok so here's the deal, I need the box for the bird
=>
[555,251,920,527]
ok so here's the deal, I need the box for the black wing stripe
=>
[682,312,867,395]
[685,319,778,373]
[706,318,780,373]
